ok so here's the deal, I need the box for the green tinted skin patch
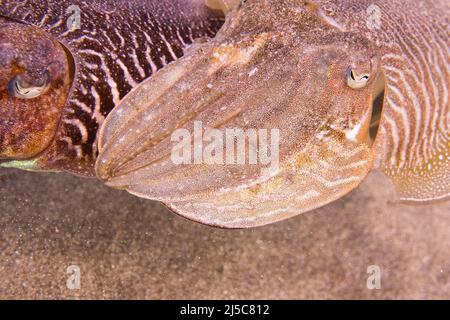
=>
[0,159,42,172]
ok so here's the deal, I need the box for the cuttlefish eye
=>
[0,21,72,161]
[346,67,370,89]
[8,71,49,99]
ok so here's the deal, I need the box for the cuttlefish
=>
[1,0,448,228]
[0,0,224,174]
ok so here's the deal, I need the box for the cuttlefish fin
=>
[96,2,378,228]
[376,50,449,204]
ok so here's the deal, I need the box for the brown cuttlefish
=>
[0,0,224,173]
[1,0,449,228]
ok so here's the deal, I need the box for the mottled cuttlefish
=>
[1,0,448,228]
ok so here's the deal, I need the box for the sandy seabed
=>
[0,168,448,299]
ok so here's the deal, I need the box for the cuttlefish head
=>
[287,35,383,147]
[96,0,384,228]
[0,19,72,169]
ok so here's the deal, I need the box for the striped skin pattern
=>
[97,0,448,228]
[0,0,224,175]
[312,0,449,202]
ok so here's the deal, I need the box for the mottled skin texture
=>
[96,0,448,227]
[206,0,239,13]
[0,19,71,160]
[0,0,224,174]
